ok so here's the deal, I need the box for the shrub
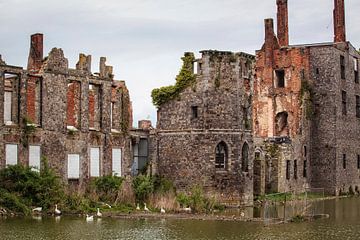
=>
[92,175,124,203]
[153,175,175,195]
[132,175,154,202]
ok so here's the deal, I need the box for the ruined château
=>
[1,0,359,205]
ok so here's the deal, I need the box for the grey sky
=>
[0,0,359,126]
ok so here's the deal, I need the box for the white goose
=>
[54,204,61,215]
[96,208,102,218]
[86,214,94,222]
[32,207,42,213]
[144,203,150,212]
[136,203,140,210]
[183,206,192,213]
[160,207,166,214]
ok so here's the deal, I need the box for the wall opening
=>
[131,138,149,176]
[275,111,288,136]
[111,86,123,131]
[88,84,101,130]
[26,76,42,125]
[355,58,359,83]
[342,154,346,169]
[275,70,285,88]
[342,90,347,115]
[356,95,360,118]
[303,160,307,178]
[286,160,290,180]
[215,141,227,169]
[66,81,81,129]
[357,155,360,169]
[253,151,262,197]
[340,55,345,80]
[242,142,249,172]
[294,160,297,179]
[3,73,20,125]
[191,106,198,119]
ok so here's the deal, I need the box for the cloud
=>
[0,0,359,126]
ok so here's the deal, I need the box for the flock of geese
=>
[31,203,193,221]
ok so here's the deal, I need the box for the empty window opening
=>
[340,55,346,80]
[5,144,18,166]
[215,142,228,169]
[315,68,320,75]
[3,73,20,125]
[343,154,346,169]
[131,138,148,176]
[304,146,307,157]
[29,145,41,172]
[342,91,347,115]
[88,84,101,130]
[275,111,289,136]
[90,147,100,177]
[26,77,42,125]
[242,142,249,172]
[112,148,122,176]
[275,70,285,88]
[358,155,360,169]
[294,160,298,179]
[191,106,198,119]
[111,86,124,132]
[355,59,359,83]
[303,160,307,178]
[286,160,291,180]
[67,154,80,179]
[356,96,360,118]
[66,81,81,129]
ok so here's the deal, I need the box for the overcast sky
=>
[0,0,359,126]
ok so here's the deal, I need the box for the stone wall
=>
[154,51,255,205]
[0,34,133,191]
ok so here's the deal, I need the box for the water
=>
[1,197,360,240]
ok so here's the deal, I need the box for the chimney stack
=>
[277,0,289,47]
[27,33,44,73]
[333,0,346,42]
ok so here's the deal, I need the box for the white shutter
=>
[67,154,80,179]
[6,144,18,166]
[29,145,41,172]
[4,91,12,124]
[90,148,100,177]
[112,148,122,176]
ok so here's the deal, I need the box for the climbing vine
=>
[151,52,196,108]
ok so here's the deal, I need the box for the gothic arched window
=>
[215,142,228,169]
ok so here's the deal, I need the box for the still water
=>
[1,197,360,240]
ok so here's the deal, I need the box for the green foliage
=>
[132,175,154,202]
[176,192,190,207]
[0,158,64,214]
[153,175,175,194]
[21,117,37,148]
[265,143,280,159]
[92,175,124,203]
[151,52,196,107]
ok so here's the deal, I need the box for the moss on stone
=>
[151,53,196,108]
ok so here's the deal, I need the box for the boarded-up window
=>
[67,154,80,179]
[4,91,12,124]
[5,144,18,166]
[90,147,100,177]
[29,145,41,172]
[112,148,122,176]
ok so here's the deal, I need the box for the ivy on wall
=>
[151,52,196,108]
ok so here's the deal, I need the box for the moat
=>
[1,197,360,240]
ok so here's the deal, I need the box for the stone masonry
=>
[0,34,133,191]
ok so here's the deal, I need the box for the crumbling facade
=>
[253,0,360,195]
[153,51,255,205]
[0,34,133,190]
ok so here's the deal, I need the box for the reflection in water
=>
[1,198,360,239]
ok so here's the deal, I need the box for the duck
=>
[54,204,61,215]
[144,203,150,212]
[86,214,94,221]
[32,207,42,213]
[183,206,192,213]
[96,208,102,218]
[160,207,166,214]
[136,203,140,210]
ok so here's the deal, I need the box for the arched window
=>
[215,142,228,169]
[242,142,249,172]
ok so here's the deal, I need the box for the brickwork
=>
[0,34,133,191]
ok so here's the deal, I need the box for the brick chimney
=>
[27,33,44,73]
[333,0,346,42]
[277,0,289,47]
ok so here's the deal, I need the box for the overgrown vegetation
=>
[21,117,37,148]
[91,175,124,203]
[0,158,64,215]
[151,52,196,107]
